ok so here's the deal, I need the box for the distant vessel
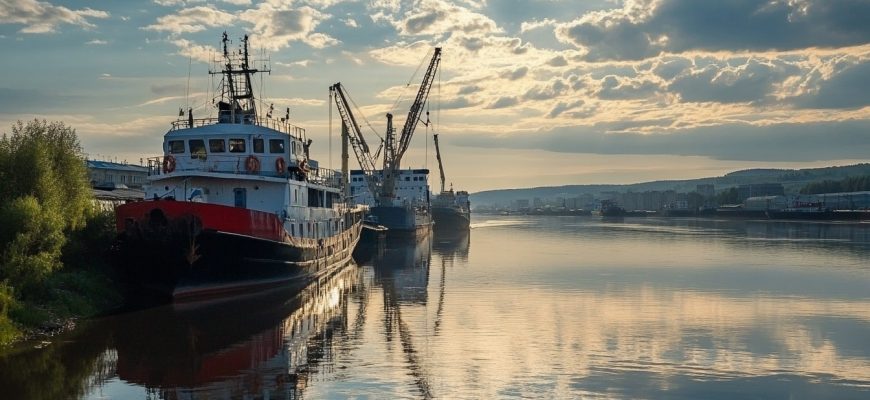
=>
[430,133,470,230]
[330,48,442,238]
[114,33,364,300]
[598,199,626,217]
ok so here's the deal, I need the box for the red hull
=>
[116,200,288,242]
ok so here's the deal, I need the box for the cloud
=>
[169,38,218,63]
[382,0,499,37]
[240,4,337,50]
[667,58,800,104]
[556,0,870,61]
[793,58,870,109]
[502,66,529,80]
[144,5,235,34]
[86,39,108,45]
[454,119,870,162]
[343,17,358,28]
[520,18,556,33]
[596,75,662,101]
[0,0,109,34]
[547,100,585,118]
[487,96,518,109]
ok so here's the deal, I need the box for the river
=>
[1,215,869,399]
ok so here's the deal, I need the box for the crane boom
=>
[433,133,446,193]
[380,47,442,203]
[330,83,380,200]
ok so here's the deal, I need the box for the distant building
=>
[696,184,715,198]
[737,183,784,201]
[514,199,530,211]
[87,160,149,189]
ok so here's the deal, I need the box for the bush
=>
[0,196,66,297]
[0,283,21,345]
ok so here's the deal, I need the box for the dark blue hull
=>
[369,205,432,237]
[432,206,470,230]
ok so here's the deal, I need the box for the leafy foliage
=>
[0,120,119,344]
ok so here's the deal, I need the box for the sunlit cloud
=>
[0,0,109,34]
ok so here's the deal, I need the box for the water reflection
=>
[111,261,359,398]
[0,261,362,400]
[369,235,434,398]
[2,216,869,399]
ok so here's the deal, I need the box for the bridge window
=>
[189,139,206,159]
[229,138,246,153]
[209,139,226,153]
[270,139,285,153]
[253,138,264,153]
[168,140,185,154]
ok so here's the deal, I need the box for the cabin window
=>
[229,138,246,153]
[253,138,264,153]
[168,140,185,154]
[189,139,206,159]
[209,139,226,153]
[405,177,410,181]
[270,139,285,154]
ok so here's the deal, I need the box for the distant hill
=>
[471,163,870,207]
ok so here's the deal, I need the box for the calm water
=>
[1,216,869,399]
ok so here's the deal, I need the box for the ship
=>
[330,48,442,238]
[430,133,471,230]
[114,33,365,301]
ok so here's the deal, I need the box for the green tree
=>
[0,120,100,342]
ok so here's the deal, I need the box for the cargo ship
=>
[330,48,442,238]
[114,33,365,300]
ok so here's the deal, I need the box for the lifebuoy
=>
[245,155,260,173]
[275,157,286,174]
[162,155,176,173]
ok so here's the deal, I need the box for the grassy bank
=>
[0,210,123,346]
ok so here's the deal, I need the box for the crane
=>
[379,47,442,206]
[433,133,446,193]
[330,82,381,201]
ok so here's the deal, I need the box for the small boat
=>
[114,33,365,301]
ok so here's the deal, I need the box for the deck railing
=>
[147,155,343,189]
[170,116,306,138]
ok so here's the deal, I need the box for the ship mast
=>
[210,32,269,124]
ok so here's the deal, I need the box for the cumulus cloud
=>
[144,5,235,34]
[0,0,109,34]
[556,0,870,61]
[240,4,337,49]
[394,0,499,37]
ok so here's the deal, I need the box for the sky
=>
[0,0,869,192]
